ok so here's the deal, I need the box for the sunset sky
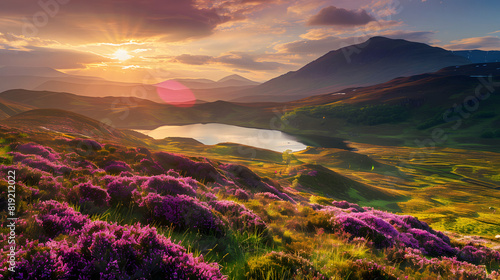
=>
[0,0,498,83]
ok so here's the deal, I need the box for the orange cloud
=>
[443,36,500,51]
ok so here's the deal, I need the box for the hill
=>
[233,37,471,102]
[1,109,148,142]
[1,106,498,279]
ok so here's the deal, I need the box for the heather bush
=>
[386,246,495,280]
[34,200,91,238]
[0,164,51,187]
[332,200,365,213]
[333,214,390,249]
[106,177,138,205]
[68,182,110,208]
[4,241,58,280]
[255,192,283,201]
[139,193,225,235]
[408,228,457,257]
[15,142,60,161]
[4,221,227,280]
[36,176,64,200]
[154,152,221,182]
[134,158,164,175]
[457,245,500,266]
[15,155,72,175]
[210,200,267,234]
[342,258,397,280]
[142,174,196,197]
[103,160,132,175]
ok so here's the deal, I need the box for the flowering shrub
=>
[408,228,457,257]
[139,193,225,235]
[103,160,132,174]
[329,202,460,256]
[142,174,197,197]
[333,215,390,248]
[35,200,91,238]
[4,221,226,280]
[15,142,60,161]
[210,200,267,233]
[457,245,500,265]
[255,192,283,201]
[69,182,110,207]
[386,246,495,280]
[344,259,397,280]
[14,155,72,175]
[134,158,164,175]
[332,200,365,213]
[106,177,138,205]
[154,152,221,182]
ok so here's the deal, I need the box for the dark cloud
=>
[173,54,213,65]
[172,52,285,71]
[0,46,109,69]
[216,52,284,70]
[0,0,231,43]
[308,6,375,26]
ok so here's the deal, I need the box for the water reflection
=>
[136,123,307,152]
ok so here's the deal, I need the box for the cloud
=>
[0,46,109,69]
[443,36,500,51]
[0,0,232,43]
[307,6,375,26]
[172,52,286,70]
[276,31,435,54]
[173,54,213,65]
[0,32,61,50]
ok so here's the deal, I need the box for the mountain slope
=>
[235,37,471,102]
[0,66,68,77]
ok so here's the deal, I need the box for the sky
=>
[0,0,499,83]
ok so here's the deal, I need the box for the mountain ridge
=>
[234,36,472,102]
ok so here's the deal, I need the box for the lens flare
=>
[155,80,196,107]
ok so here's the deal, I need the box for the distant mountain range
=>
[1,37,499,105]
[233,37,475,102]
[0,66,260,103]
[1,58,499,151]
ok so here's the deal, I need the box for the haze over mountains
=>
[233,37,476,102]
[2,37,499,105]
[0,66,260,103]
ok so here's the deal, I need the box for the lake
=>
[136,123,307,152]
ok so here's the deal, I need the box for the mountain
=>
[161,74,259,90]
[0,89,271,128]
[0,66,68,77]
[233,36,472,102]
[0,97,36,119]
[0,65,258,103]
[217,74,260,87]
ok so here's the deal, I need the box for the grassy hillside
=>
[0,110,499,279]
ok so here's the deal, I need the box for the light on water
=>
[136,123,307,153]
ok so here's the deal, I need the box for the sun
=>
[112,49,132,61]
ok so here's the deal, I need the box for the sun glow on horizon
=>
[112,49,133,61]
